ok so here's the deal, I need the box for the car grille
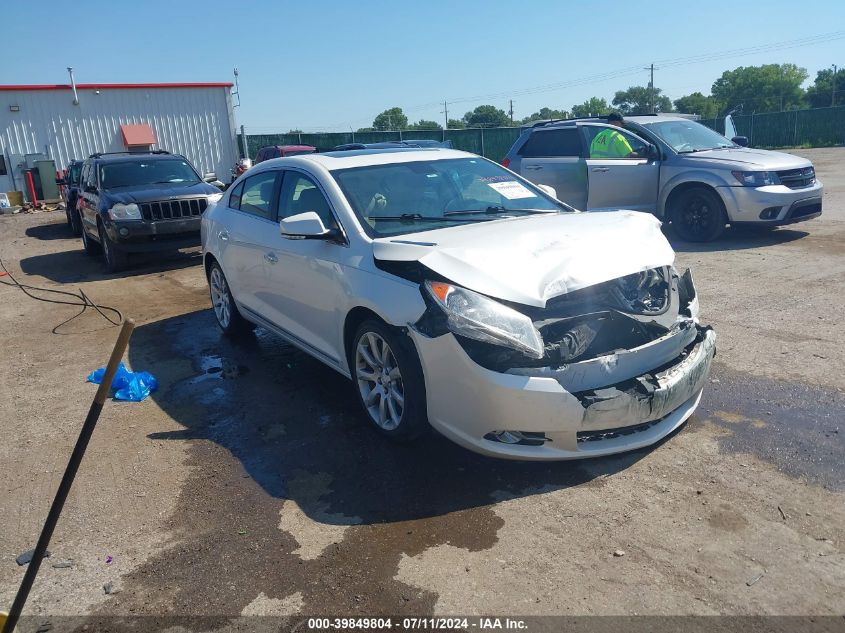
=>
[139,198,208,221]
[777,167,815,189]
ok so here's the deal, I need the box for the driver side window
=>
[584,126,647,159]
[278,172,338,230]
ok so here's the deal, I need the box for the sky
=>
[4,0,844,132]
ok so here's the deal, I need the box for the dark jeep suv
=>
[77,151,222,271]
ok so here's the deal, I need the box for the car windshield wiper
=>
[444,206,553,216]
[367,213,480,223]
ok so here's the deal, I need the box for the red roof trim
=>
[0,82,233,91]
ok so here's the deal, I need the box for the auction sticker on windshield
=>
[487,180,534,199]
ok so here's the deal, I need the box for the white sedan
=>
[201,148,715,460]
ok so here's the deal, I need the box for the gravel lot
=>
[1,148,843,630]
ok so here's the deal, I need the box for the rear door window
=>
[519,129,582,157]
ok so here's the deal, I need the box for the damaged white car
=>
[202,148,715,460]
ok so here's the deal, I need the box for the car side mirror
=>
[85,185,97,194]
[55,178,66,186]
[536,184,557,198]
[203,172,217,183]
[280,211,339,240]
[732,136,749,147]
[646,143,660,160]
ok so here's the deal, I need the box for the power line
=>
[258,30,845,131]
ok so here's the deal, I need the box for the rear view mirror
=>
[280,211,339,240]
[732,136,749,147]
[536,184,557,199]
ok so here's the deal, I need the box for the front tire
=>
[99,223,128,273]
[351,320,428,441]
[81,222,101,255]
[208,261,253,336]
[670,187,727,242]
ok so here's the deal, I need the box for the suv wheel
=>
[208,261,253,335]
[99,223,128,272]
[81,223,101,255]
[351,320,428,440]
[671,187,726,242]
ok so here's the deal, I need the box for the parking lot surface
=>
[1,148,843,625]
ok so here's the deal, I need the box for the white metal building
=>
[0,82,238,195]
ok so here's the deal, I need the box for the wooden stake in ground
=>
[1,319,135,633]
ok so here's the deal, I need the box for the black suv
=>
[77,151,222,272]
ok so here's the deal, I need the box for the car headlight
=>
[731,171,780,187]
[109,203,141,220]
[208,192,223,205]
[424,280,544,359]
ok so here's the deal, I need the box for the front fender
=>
[659,170,733,217]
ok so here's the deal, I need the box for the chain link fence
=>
[240,105,844,160]
[697,105,845,148]
[239,127,522,163]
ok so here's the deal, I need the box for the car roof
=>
[253,148,474,170]
[90,152,185,163]
[626,114,696,124]
[262,144,316,151]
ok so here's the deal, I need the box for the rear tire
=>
[670,187,727,242]
[70,207,82,237]
[208,261,254,336]
[351,319,428,441]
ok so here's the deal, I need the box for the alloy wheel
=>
[681,196,715,237]
[209,267,232,328]
[355,332,405,431]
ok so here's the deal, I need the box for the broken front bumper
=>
[410,324,715,460]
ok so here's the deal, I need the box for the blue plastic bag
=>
[87,362,158,402]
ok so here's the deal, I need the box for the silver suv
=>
[503,114,823,241]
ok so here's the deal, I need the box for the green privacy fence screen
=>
[239,106,844,160]
[239,127,523,162]
[697,106,845,148]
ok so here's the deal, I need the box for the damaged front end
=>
[411,265,715,455]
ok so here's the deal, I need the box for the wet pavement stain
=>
[688,362,845,491]
[81,309,642,630]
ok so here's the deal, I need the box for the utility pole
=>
[833,64,838,107]
[508,99,514,125]
[644,63,656,113]
[442,101,449,129]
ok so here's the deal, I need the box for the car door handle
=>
[524,165,543,170]
[264,252,278,264]
[218,230,229,241]
[592,167,610,173]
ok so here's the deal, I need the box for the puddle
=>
[691,362,845,491]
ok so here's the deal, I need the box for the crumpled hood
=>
[372,211,675,307]
[682,147,811,169]
[104,181,220,204]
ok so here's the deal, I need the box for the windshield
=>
[332,157,568,237]
[643,120,736,153]
[99,159,200,189]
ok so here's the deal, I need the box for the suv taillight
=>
[502,158,510,168]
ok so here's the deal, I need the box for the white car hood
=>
[372,211,675,308]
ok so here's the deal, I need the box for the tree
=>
[372,107,408,131]
[711,63,807,113]
[673,92,721,118]
[570,97,610,118]
[806,67,845,108]
[612,85,673,115]
[462,105,510,128]
[520,107,569,124]
[446,118,466,129]
[407,119,442,131]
